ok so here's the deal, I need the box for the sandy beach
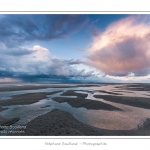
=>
[0,115,19,127]
[53,97,122,110]
[94,95,150,109]
[117,84,150,91]
[11,109,150,136]
[0,91,61,106]
[0,83,100,92]
[0,107,7,112]
[0,83,150,136]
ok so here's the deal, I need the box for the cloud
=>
[87,15,150,76]
[62,59,84,65]
[0,45,95,80]
[0,46,33,56]
[0,14,89,48]
[0,78,21,83]
[0,14,93,82]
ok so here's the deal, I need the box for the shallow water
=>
[0,83,150,133]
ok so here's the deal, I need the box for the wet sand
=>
[40,105,51,108]
[53,97,122,111]
[0,85,60,92]
[14,109,150,136]
[0,107,8,112]
[0,83,150,136]
[61,90,88,98]
[0,84,100,92]
[0,107,20,127]
[0,115,19,127]
[94,90,122,95]
[0,91,61,106]
[119,83,150,91]
[94,95,150,109]
[53,90,122,110]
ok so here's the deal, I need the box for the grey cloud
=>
[4,48,33,56]
[62,59,84,65]
[0,14,95,82]
[0,14,89,47]
[0,45,95,80]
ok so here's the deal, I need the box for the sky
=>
[0,14,150,83]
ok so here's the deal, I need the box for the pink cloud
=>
[87,15,150,76]
[0,78,21,83]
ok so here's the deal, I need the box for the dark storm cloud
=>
[62,59,84,65]
[3,47,33,56]
[0,70,13,77]
[0,14,89,47]
[0,45,95,80]
[0,14,97,82]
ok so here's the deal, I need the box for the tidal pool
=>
[0,83,150,133]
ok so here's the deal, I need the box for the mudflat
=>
[53,97,122,111]
[0,84,100,92]
[94,95,150,109]
[0,115,19,127]
[0,83,150,136]
[0,91,61,106]
[14,109,150,136]
[0,107,8,112]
